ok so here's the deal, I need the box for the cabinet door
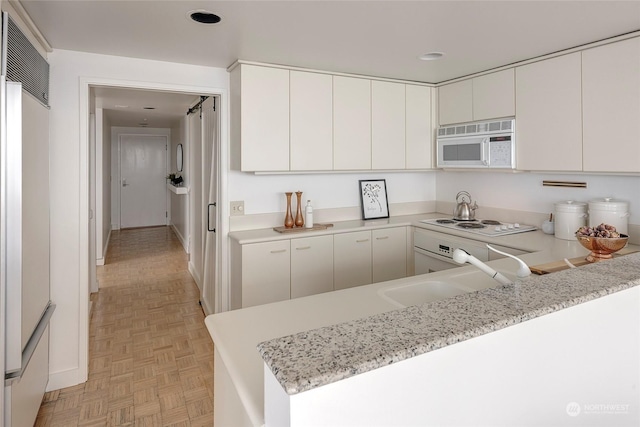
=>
[291,235,334,298]
[334,231,372,290]
[405,85,433,169]
[472,69,515,121]
[582,37,640,173]
[515,53,582,171]
[438,80,472,125]
[372,81,405,169]
[236,65,290,171]
[242,240,290,308]
[333,76,371,170]
[372,227,407,283]
[290,71,333,171]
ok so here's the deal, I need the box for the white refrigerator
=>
[1,15,55,425]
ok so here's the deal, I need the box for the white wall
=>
[228,171,437,215]
[436,171,640,225]
[110,126,171,230]
[47,48,229,390]
[170,116,190,251]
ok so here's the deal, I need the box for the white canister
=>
[588,198,629,235]
[554,201,587,240]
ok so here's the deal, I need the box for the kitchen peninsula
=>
[206,218,640,427]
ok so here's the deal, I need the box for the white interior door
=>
[189,109,203,290]
[201,97,218,314]
[120,135,167,228]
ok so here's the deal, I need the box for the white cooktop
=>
[420,218,537,237]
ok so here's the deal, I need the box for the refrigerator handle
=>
[5,302,56,385]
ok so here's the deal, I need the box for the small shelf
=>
[167,183,188,195]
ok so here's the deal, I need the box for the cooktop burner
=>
[419,218,537,237]
[457,222,486,229]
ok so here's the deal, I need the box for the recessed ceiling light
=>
[188,10,221,25]
[143,107,156,110]
[418,52,444,61]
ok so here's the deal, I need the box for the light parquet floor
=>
[36,226,214,426]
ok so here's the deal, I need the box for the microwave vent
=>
[437,118,515,138]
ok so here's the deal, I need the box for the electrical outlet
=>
[230,201,245,216]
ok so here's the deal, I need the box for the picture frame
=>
[359,179,389,220]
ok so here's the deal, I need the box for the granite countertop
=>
[257,252,640,395]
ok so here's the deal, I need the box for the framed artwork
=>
[359,179,389,220]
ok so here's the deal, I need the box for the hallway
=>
[36,227,214,426]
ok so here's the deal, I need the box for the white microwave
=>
[436,119,515,169]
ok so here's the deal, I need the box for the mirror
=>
[176,143,183,172]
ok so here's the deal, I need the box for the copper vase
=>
[284,192,294,228]
[294,191,304,227]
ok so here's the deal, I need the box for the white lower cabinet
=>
[232,227,409,308]
[291,235,334,298]
[372,227,407,283]
[334,231,373,290]
[241,240,290,308]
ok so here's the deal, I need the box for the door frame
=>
[79,77,229,385]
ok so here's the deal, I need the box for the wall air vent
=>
[4,14,50,107]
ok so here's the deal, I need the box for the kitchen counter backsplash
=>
[257,252,640,395]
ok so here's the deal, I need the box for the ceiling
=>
[91,87,200,128]
[17,0,640,127]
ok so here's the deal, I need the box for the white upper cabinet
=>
[290,71,334,171]
[231,63,434,172]
[333,76,372,170]
[515,53,583,171]
[438,80,473,125]
[405,85,433,169]
[472,69,515,121]
[438,70,515,126]
[372,81,406,169]
[230,64,289,171]
[582,37,640,173]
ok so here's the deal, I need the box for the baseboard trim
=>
[47,367,83,392]
[188,262,203,293]
[171,223,189,253]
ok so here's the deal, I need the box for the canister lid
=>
[588,197,629,212]
[554,200,587,213]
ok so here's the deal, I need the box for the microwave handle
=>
[482,138,490,166]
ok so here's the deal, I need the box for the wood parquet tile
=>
[36,227,214,426]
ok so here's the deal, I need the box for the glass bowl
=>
[576,234,629,262]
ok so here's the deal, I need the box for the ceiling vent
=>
[2,13,50,107]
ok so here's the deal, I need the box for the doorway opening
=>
[81,78,228,386]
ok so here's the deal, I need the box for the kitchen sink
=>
[378,280,477,308]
